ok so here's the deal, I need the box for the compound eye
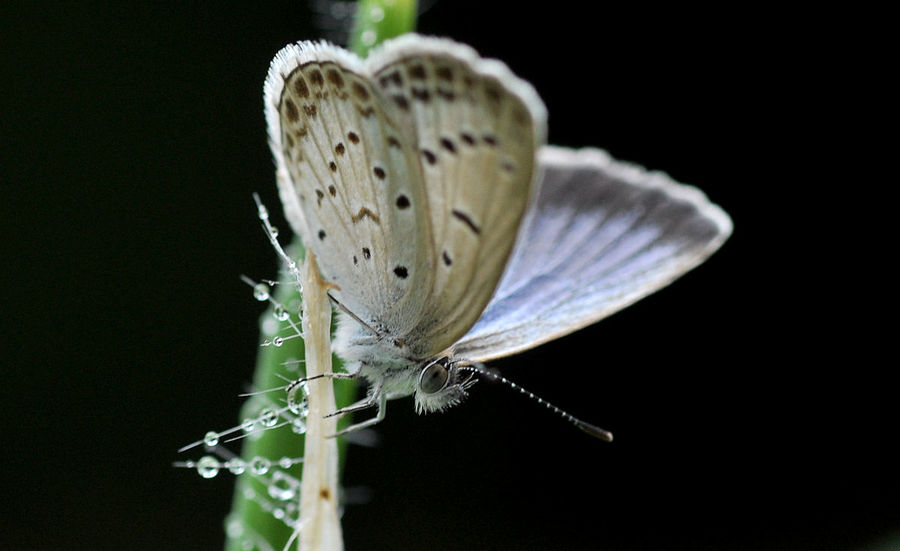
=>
[419,362,449,394]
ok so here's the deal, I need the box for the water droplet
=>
[278,457,295,469]
[370,6,384,21]
[253,283,270,301]
[272,507,285,520]
[272,336,284,347]
[274,305,290,321]
[227,459,246,475]
[203,431,219,447]
[259,407,279,427]
[262,317,279,335]
[268,471,298,501]
[362,29,377,46]
[288,398,308,417]
[225,515,244,539]
[291,416,307,435]
[197,455,220,479]
[251,456,271,475]
[269,225,279,238]
[287,380,309,413]
[241,419,256,434]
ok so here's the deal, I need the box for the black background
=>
[2,2,891,551]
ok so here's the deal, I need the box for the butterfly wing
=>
[366,36,546,358]
[452,146,733,362]
[266,40,436,339]
[266,35,546,359]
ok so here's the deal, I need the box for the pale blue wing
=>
[451,146,732,362]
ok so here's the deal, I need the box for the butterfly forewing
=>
[267,42,435,337]
[453,146,733,362]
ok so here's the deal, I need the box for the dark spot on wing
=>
[329,161,337,172]
[352,81,370,101]
[452,209,481,235]
[392,95,410,110]
[408,64,426,80]
[460,132,475,146]
[284,99,299,122]
[421,149,437,165]
[485,83,502,103]
[328,185,336,196]
[412,88,430,102]
[395,195,410,209]
[326,68,344,88]
[482,134,498,147]
[442,251,453,266]
[393,266,408,279]
[318,229,326,240]
[440,137,457,154]
[362,247,371,259]
[348,131,360,144]
[308,69,324,87]
[293,78,310,98]
[335,143,345,155]
[352,207,380,224]
[303,104,317,118]
[379,71,402,88]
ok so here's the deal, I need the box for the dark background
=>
[2,2,891,551]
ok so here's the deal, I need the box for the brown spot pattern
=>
[452,209,481,235]
[352,207,380,224]
[284,99,299,122]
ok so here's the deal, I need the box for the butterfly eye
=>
[418,362,449,395]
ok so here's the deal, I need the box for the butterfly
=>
[264,34,732,439]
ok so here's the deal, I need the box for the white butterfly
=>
[264,34,731,439]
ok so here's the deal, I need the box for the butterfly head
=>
[414,357,477,414]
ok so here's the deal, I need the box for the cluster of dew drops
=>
[176,273,315,538]
[175,195,371,544]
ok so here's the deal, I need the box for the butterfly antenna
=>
[458,363,613,442]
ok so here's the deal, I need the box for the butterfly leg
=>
[329,392,387,437]
[324,396,376,417]
[324,380,382,418]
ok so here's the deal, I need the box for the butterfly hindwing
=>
[366,36,547,357]
[453,146,733,362]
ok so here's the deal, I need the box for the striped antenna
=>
[457,364,613,442]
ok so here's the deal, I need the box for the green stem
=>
[349,0,418,57]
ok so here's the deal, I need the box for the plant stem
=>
[349,0,418,57]
[296,252,342,551]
